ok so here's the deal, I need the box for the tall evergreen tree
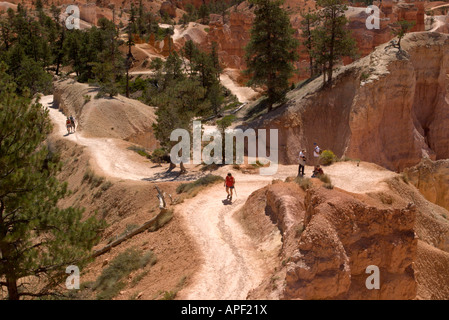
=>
[0,67,104,300]
[311,0,357,86]
[300,8,319,78]
[244,0,299,112]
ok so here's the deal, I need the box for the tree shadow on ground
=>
[142,170,201,182]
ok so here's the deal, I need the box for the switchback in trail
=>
[42,94,398,299]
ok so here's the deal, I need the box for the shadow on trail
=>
[222,199,232,206]
[142,170,200,182]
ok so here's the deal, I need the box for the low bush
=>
[94,248,157,300]
[319,150,337,166]
[295,176,312,191]
[128,145,151,159]
[319,174,334,189]
[151,148,167,164]
[176,175,224,194]
[319,174,331,184]
[83,168,105,188]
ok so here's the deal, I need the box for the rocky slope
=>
[242,172,449,299]
[248,32,449,172]
[53,79,158,150]
[405,158,449,212]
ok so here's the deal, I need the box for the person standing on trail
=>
[313,143,321,165]
[69,115,76,132]
[224,173,235,200]
[66,117,72,134]
[298,149,306,177]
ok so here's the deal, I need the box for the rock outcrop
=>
[244,179,421,299]
[405,158,449,212]
[244,173,449,299]
[249,32,449,172]
[206,7,254,71]
[53,79,158,150]
[285,186,417,299]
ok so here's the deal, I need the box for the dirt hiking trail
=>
[41,95,398,299]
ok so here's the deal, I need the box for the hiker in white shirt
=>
[313,143,321,165]
[298,149,306,177]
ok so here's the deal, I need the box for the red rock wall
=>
[249,32,449,172]
[284,187,417,299]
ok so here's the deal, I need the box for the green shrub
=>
[295,176,312,191]
[94,248,157,300]
[176,175,224,194]
[83,168,105,187]
[131,270,149,287]
[320,150,337,166]
[295,224,304,238]
[83,94,91,105]
[128,145,151,158]
[161,291,177,300]
[319,174,331,184]
[323,183,334,189]
[319,174,333,189]
[151,148,167,164]
[101,181,113,191]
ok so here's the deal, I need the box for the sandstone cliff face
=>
[405,158,449,212]
[250,32,449,172]
[206,7,254,71]
[203,0,427,76]
[243,180,420,299]
[285,186,417,299]
[244,175,449,299]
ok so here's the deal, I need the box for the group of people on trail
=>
[223,142,324,201]
[66,115,76,134]
[298,142,324,178]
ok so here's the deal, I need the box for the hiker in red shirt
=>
[224,173,235,200]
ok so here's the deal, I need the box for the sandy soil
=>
[220,69,259,103]
[42,94,399,299]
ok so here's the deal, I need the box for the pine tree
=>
[125,18,136,98]
[391,19,415,51]
[300,8,319,78]
[311,0,357,86]
[244,0,299,112]
[198,4,210,25]
[0,67,104,300]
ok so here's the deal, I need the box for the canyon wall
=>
[285,186,417,299]
[243,179,421,299]
[249,32,449,172]
[205,0,427,78]
[244,174,449,299]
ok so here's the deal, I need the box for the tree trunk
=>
[126,68,129,98]
[6,276,19,300]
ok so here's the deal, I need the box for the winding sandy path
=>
[41,94,398,299]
